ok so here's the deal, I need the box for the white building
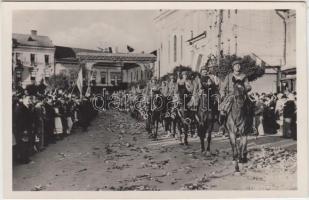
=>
[154,10,294,93]
[12,30,55,87]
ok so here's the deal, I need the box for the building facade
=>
[154,10,295,93]
[12,30,55,88]
[77,52,156,92]
[54,46,156,92]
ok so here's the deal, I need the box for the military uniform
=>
[219,72,251,114]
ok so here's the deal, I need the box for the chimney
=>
[31,30,37,37]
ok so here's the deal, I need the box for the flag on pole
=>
[76,68,83,97]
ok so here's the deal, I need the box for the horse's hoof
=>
[234,171,241,176]
[239,157,248,163]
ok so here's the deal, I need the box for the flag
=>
[76,68,83,97]
[127,45,134,52]
[85,86,91,97]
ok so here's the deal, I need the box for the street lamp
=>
[15,65,23,84]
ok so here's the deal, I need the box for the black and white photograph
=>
[1,1,308,198]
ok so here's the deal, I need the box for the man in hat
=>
[219,60,252,121]
[200,63,220,87]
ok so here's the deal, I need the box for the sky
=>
[13,10,158,53]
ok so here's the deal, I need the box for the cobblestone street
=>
[13,110,297,191]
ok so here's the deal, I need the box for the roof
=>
[13,33,54,48]
[55,46,101,60]
[77,52,157,62]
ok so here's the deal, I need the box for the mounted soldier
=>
[219,60,252,122]
[195,62,221,153]
[219,60,253,171]
[144,76,162,139]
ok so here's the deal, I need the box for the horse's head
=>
[233,79,246,96]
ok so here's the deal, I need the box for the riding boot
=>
[219,111,226,125]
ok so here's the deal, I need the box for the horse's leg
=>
[240,135,248,163]
[198,124,206,152]
[184,124,189,146]
[172,119,176,137]
[206,115,215,155]
[226,120,240,171]
[178,121,183,144]
[155,119,159,140]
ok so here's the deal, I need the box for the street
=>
[13,110,297,191]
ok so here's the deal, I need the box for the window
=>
[91,71,97,82]
[174,35,177,62]
[45,55,49,65]
[181,35,183,61]
[30,54,35,66]
[131,72,133,82]
[141,70,143,80]
[168,39,170,64]
[100,71,107,84]
[110,72,121,85]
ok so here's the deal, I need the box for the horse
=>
[196,81,220,154]
[173,93,196,145]
[146,90,164,140]
[225,80,253,172]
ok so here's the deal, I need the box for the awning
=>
[280,75,296,81]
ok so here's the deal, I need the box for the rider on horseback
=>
[200,63,220,93]
[219,60,252,122]
[177,71,194,110]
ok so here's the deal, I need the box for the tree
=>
[213,54,265,82]
[46,73,70,90]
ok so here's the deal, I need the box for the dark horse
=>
[225,80,253,172]
[146,90,164,140]
[196,80,220,154]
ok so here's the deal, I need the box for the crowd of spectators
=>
[12,82,97,165]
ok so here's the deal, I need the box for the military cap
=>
[232,60,241,66]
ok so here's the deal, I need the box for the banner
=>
[76,68,83,97]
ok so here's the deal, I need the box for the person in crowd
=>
[252,93,266,136]
[43,96,56,145]
[275,93,287,136]
[283,92,297,139]
[37,79,47,96]
[53,99,63,140]
[262,94,278,134]
[14,95,33,164]
[26,79,38,96]
[33,95,46,151]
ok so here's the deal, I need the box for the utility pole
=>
[275,10,287,66]
[217,9,223,66]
